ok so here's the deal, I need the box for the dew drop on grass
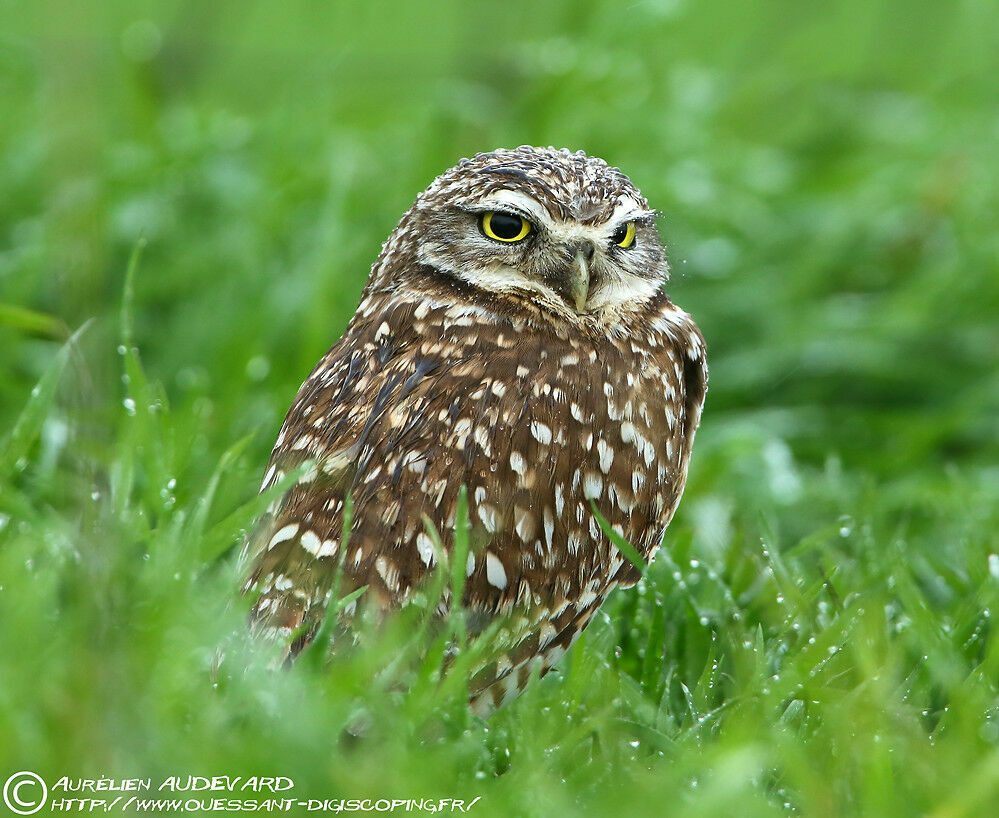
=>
[629,739,640,748]
[989,554,999,579]
[838,515,854,537]
[699,616,709,626]
[117,345,127,355]
[123,397,137,415]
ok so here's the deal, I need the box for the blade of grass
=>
[0,302,69,339]
[591,501,647,578]
[0,321,90,479]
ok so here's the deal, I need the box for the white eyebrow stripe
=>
[609,199,654,226]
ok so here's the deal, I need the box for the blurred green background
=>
[2,1,998,816]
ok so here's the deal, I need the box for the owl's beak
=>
[549,241,595,312]
[568,241,595,312]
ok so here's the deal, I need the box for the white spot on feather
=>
[299,530,321,556]
[485,551,507,589]
[473,425,492,455]
[268,523,299,550]
[644,440,656,466]
[478,503,498,533]
[530,421,552,445]
[375,556,400,592]
[583,472,603,499]
[568,533,581,554]
[416,532,437,567]
[514,506,535,542]
[597,438,614,473]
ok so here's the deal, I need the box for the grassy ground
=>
[2,1,998,815]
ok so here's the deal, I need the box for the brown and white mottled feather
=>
[241,147,707,716]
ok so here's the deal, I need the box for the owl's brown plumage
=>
[241,146,707,715]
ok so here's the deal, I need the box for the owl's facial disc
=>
[416,187,666,316]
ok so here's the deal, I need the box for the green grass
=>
[2,1,999,815]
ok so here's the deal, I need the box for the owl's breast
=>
[255,292,703,623]
[407,306,692,604]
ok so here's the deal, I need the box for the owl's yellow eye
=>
[611,221,636,249]
[481,211,531,243]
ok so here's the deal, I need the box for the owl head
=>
[370,147,668,318]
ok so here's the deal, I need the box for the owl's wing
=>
[240,305,526,654]
[240,439,359,651]
[607,304,708,589]
[667,309,708,479]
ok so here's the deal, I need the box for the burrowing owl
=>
[242,146,707,715]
